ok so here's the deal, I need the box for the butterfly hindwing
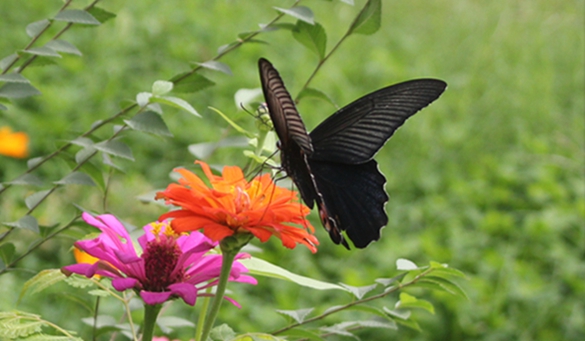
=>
[310,79,447,164]
[308,159,388,248]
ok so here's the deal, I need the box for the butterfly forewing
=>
[258,58,313,154]
[309,79,447,164]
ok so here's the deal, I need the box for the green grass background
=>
[1,0,583,340]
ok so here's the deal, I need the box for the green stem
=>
[198,235,249,341]
[194,288,213,341]
[142,304,162,341]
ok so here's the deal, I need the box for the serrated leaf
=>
[419,277,468,299]
[45,40,82,56]
[20,269,66,299]
[24,190,51,210]
[297,87,336,106]
[3,215,39,233]
[151,96,200,117]
[19,334,83,341]
[8,173,43,186]
[0,54,18,72]
[396,258,419,270]
[25,19,50,38]
[395,292,435,314]
[94,140,134,160]
[23,46,62,58]
[0,82,41,98]
[152,80,173,96]
[70,137,94,148]
[171,73,215,93]
[276,308,314,324]
[0,73,30,83]
[54,172,96,186]
[349,0,381,35]
[319,325,354,337]
[54,9,100,25]
[124,111,172,137]
[209,323,236,341]
[275,6,314,24]
[136,92,152,107]
[88,289,110,297]
[196,60,233,75]
[0,242,16,266]
[339,283,378,299]
[87,7,116,23]
[265,23,296,31]
[240,257,348,291]
[292,21,327,59]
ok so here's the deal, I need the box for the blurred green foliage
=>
[0,0,583,340]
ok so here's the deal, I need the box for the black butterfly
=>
[258,58,447,249]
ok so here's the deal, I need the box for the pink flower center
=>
[141,235,184,291]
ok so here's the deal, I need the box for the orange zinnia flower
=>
[0,126,28,158]
[156,161,318,253]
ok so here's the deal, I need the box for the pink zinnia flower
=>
[62,212,256,306]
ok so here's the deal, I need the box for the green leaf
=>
[339,283,378,299]
[209,323,236,341]
[195,60,233,75]
[341,0,355,5]
[343,304,392,320]
[25,190,51,210]
[88,289,110,297]
[25,19,50,38]
[279,328,325,341]
[125,111,172,137]
[54,172,96,186]
[234,88,263,109]
[8,173,43,186]
[292,21,327,59]
[2,215,38,233]
[0,82,42,98]
[419,276,469,299]
[395,292,435,314]
[275,6,314,24]
[396,258,419,270]
[231,333,286,341]
[22,46,61,58]
[297,87,336,106]
[375,273,408,287]
[45,40,82,56]
[54,9,101,25]
[208,106,253,137]
[171,73,215,93]
[0,103,7,110]
[87,7,117,23]
[240,257,349,291]
[429,261,467,278]
[383,307,411,320]
[188,137,248,159]
[94,140,134,160]
[151,95,200,116]
[70,137,94,148]
[0,54,18,72]
[276,308,314,324]
[152,80,173,96]
[75,145,97,164]
[0,242,15,266]
[136,92,152,107]
[0,73,31,83]
[349,0,381,36]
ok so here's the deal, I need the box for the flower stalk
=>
[142,304,162,341]
[198,234,252,341]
